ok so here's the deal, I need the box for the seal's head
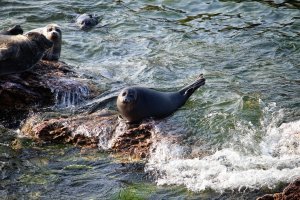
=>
[76,14,99,30]
[45,24,62,41]
[118,88,138,105]
[25,32,53,49]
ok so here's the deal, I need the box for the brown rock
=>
[282,178,300,200]
[0,60,99,128]
[111,123,153,159]
[21,109,118,148]
[20,110,154,159]
[257,193,283,200]
[257,178,300,200]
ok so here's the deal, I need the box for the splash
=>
[47,78,90,108]
[260,110,300,157]
[66,109,119,150]
[72,122,116,150]
[145,103,300,192]
[54,85,89,108]
[104,118,127,149]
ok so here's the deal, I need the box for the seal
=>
[0,32,53,75]
[26,24,62,61]
[117,74,206,123]
[75,13,99,30]
[0,25,23,35]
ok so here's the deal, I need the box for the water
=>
[1,0,300,199]
[50,78,90,108]
[146,106,300,193]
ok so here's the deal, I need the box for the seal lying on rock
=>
[0,25,23,35]
[117,74,206,123]
[0,32,53,75]
[75,13,99,30]
[26,24,62,61]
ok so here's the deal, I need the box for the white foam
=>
[261,119,300,157]
[149,147,300,192]
[145,105,300,192]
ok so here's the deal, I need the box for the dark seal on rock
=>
[26,24,62,61]
[0,25,23,35]
[117,74,206,123]
[0,32,53,75]
[75,14,99,30]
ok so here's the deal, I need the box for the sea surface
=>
[0,0,300,199]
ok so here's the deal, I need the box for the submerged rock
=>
[257,178,300,200]
[0,60,99,128]
[20,109,154,159]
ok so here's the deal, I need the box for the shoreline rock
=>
[0,59,155,159]
[257,178,300,200]
[0,60,100,128]
[20,109,154,159]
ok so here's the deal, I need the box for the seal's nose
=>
[122,98,130,104]
[51,32,59,40]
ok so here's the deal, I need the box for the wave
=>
[145,102,300,192]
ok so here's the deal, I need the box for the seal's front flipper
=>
[0,46,17,61]
[88,95,117,114]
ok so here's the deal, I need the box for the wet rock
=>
[20,110,154,159]
[257,178,300,200]
[21,110,118,147]
[1,60,156,159]
[282,178,300,200]
[111,124,153,159]
[0,60,99,128]
[257,193,283,200]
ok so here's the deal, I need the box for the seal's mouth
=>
[50,32,59,40]
[80,25,90,31]
[122,98,131,104]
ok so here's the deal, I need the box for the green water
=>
[1,0,300,199]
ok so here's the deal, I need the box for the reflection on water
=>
[0,0,299,199]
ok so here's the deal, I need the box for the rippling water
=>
[1,0,300,199]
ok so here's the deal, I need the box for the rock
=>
[20,109,154,159]
[257,178,300,200]
[111,123,153,159]
[257,193,283,200]
[0,60,100,128]
[282,178,300,200]
[21,109,118,147]
[1,59,156,159]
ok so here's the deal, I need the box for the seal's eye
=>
[122,92,127,96]
[48,28,53,32]
[81,21,84,25]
